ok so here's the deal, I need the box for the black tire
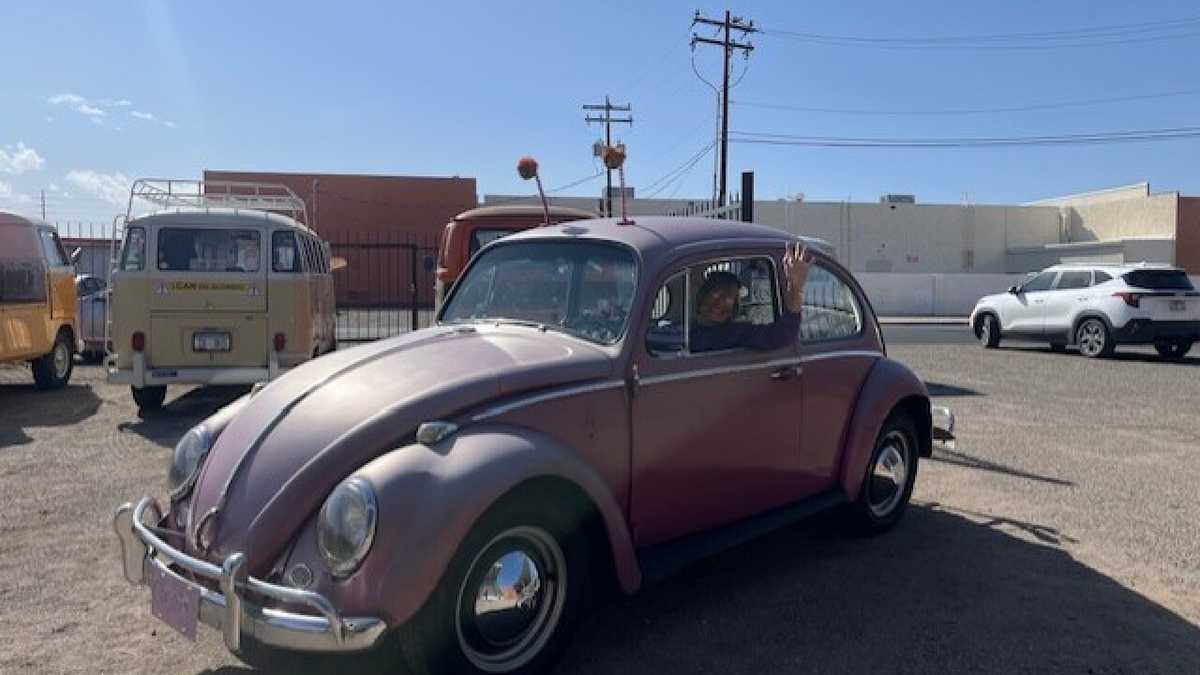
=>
[1154,340,1193,360]
[978,314,1001,348]
[397,497,593,675]
[853,413,920,533]
[1076,318,1115,358]
[131,385,167,412]
[32,331,74,390]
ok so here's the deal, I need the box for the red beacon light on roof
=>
[516,156,552,226]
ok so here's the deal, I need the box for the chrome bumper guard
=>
[931,405,956,449]
[113,497,386,654]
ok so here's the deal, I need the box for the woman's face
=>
[696,287,737,327]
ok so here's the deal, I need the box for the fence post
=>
[741,171,754,223]
[410,243,418,330]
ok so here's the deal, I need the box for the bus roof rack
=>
[128,179,310,228]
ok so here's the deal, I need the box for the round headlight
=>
[168,425,211,498]
[317,478,378,577]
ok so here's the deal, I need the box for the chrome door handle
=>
[769,365,802,381]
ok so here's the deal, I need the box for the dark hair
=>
[698,271,741,299]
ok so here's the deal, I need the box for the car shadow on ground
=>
[928,446,1074,487]
[117,385,249,449]
[924,381,982,397]
[204,502,1200,675]
[1004,343,1200,366]
[0,381,102,448]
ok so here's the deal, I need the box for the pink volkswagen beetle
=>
[114,216,953,674]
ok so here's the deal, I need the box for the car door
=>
[630,252,805,548]
[1042,270,1093,339]
[1006,271,1057,335]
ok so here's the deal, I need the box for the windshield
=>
[441,240,638,345]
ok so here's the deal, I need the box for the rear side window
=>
[1093,270,1113,284]
[120,227,146,271]
[801,265,864,342]
[1055,271,1092,290]
[1123,270,1195,290]
[272,231,300,272]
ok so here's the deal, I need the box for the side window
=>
[645,273,687,355]
[1021,272,1057,293]
[800,265,863,343]
[120,227,146,271]
[1093,270,1113,284]
[1055,271,1092,290]
[39,230,69,266]
[272,231,299,272]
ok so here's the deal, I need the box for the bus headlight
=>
[168,425,212,499]
[317,478,378,577]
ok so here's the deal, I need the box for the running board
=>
[636,490,849,583]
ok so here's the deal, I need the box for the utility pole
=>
[692,10,755,207]
[583,96,632,217]
[41,190,46,220]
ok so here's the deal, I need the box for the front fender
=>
[837,358,930,501]
[328,424,640,627]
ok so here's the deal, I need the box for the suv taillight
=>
[131,331,145,352]
[1113,292,1142,308]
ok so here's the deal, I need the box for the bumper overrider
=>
[113,496,387,654]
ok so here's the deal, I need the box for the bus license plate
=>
[193,332,231,352]
[148,563,200,640]
[1169,300,1186,312]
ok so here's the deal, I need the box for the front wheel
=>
[1076,318,1114,358]
[1154,340,1193,360]
[853,414,920,533]
[131,385,167,412]
[32,332,73,390]
[978,314,1001,348]
[398,500,592,675]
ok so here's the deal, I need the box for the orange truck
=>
[434,204,594,309]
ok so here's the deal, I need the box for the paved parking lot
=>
[2,327,1198,674]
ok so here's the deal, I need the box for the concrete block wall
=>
[856,273,1021,316]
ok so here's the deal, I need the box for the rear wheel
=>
[131,385,167,412]
[1076,318,1114,358]
[32,332,74,390]
[1154,340,1193,360]
[978,314,1001,348]
[398,499,592,675]
[853,414,920,533]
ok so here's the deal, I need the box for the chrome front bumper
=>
[113,497,386,654]
[931,404,956,449]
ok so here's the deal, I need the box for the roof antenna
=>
[603,144,633,225]
[517,156,552,225]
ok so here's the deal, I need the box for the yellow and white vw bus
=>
[106,180,336,412]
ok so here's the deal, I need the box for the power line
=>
[732,87,1200,116]
[642,142,716,197]
[691,9,756,207]
[758,15,1200,50]
[730,125,1200,148]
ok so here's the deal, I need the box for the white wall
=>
[856,273,1021,316]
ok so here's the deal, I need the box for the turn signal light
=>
[273,333,287,352]
[131,331,145,352]
[1113,292,1142,308]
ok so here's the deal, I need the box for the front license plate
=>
[148,562,200,640]
[1169,300,1186,312]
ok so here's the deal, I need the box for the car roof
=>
[453,204,597,221]
[502,216,833,268]
[130,207,313,233]
[1042,261,1181,273]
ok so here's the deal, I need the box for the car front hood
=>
[186,324,613,573]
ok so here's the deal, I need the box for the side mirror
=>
[1007,285,1019,295]
[70,247,83,265]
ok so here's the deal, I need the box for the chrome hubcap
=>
[1078,322,1104,356]
[53,342,69,379]
[457,526,566,673]
[868,432,909,517]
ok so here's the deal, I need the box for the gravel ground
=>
[1,336,1198,674]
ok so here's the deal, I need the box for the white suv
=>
[970,263,1200,359]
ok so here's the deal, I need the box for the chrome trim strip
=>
[798,349,883,363]
[114,497,383,654]
[471,380,626,422]
[639,357,803,386]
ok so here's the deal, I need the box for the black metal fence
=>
[328,231,440,342]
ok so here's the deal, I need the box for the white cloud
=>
[131,110,155,121]
[0,142,45,174]
[47,183,60,192]
[48,93,85,106]
[0,180,35,206]
[77,104,106,117]
[101,98,132,107]
[0,180,11,197]
[65,170,132,207]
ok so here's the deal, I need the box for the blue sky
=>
[3,0,1200,224]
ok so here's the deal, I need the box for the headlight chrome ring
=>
[168,424,212,500]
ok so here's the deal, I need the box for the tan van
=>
[106,180,336,411]
[0,211,80,389]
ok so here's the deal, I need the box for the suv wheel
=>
[1076,318,1114,358]
[978,314,1001,348]
[32,331,74,390]
[1154,340,1193,360]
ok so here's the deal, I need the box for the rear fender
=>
[837,358,931,500]
[342,424,639,626]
